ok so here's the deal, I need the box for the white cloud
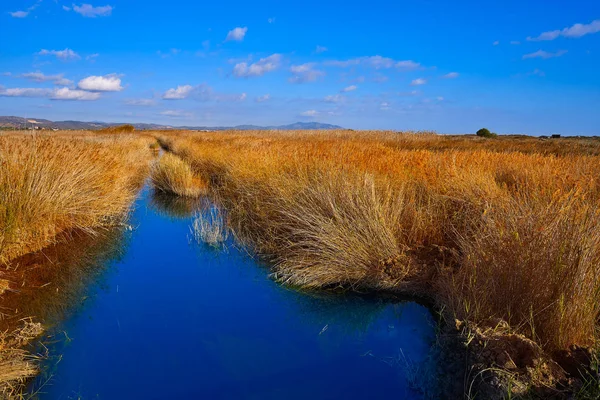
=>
[493,40,500,46]
[163,85,194,99]
[255,94,270,102]
[324,94,345,103]
[522,49,567,59]
[161,84,242,102]
[325,56,421,70]
[160,110,193,118]
[411,78,427,86]
[443,72,459,79]
[268,17,275,24]
[86,53,100,62]
[125,98,156,106]
[51,87,101,100]
[300,110,319,117]
[9,1,41,18]
[380,102,390,110]
[315,45,328,53]
[395,60,421,70]
[37,48,81,61]
[0,86,100,100]
[63,5,71,11]
[341,85,357,92]
[78,74,123,91]
[233,54,281,77]
[225,27,248,42]
[528,19,600,41]
[0,88,51,97]
[10,11,29,18]
[71,4,113,18]
[289,63,325,83]
[20,72,73,86]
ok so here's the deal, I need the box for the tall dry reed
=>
[158,130,600,353]
[0,133,152,264]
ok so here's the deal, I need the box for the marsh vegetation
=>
[2,129,600,398]
[155,129,600,397]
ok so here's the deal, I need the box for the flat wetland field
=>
[2,129,600,399]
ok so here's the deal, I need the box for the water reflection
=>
[28,187,435,399]
[0,227,128,334]
[149,190,203,219]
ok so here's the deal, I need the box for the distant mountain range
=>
[0,116,344,131]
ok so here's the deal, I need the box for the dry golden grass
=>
[157,130,600,354]
[0,132,153,264]
[150,153,207,197]
[97,124,135,134]
[0,131,153,395]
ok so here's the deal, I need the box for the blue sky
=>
[1,0,599,134]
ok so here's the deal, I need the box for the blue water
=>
[30,187,435,399]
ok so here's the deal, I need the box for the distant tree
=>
[476,128,497,138]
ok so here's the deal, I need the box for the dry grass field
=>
[154,130,600,390]
[2,128,599,397]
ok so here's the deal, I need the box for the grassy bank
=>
[0,132,153,263]
[157,130,600,396]
[0,131,154,396]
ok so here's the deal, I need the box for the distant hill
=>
[0,116,343,131]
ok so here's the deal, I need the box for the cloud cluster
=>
[0,87,100,101]
[162,84,246,102]
[9,0,41,18]
[226,27,248,42]
[325,56,421,70]
[289,63,325,83]
[52,87,101,100]
[78,74,123,91]
[411,78,427,86]
[163,85,194,99]
[528,19,600,41]
[37,48,81,61]
[20,72,73,86]
[233,54,282,77]
[0,73,123,101]
[522,50,567,59]
[67,3,114,18]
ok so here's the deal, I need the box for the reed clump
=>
[0,134,152,264]
[150,153,207,197]
[157,130,600,359]
[192,207,229,247]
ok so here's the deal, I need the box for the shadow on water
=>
[26,188,437,399]
[148,190,203,220]
[0,227,128,335]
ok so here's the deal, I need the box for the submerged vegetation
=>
[157,129,600,397]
